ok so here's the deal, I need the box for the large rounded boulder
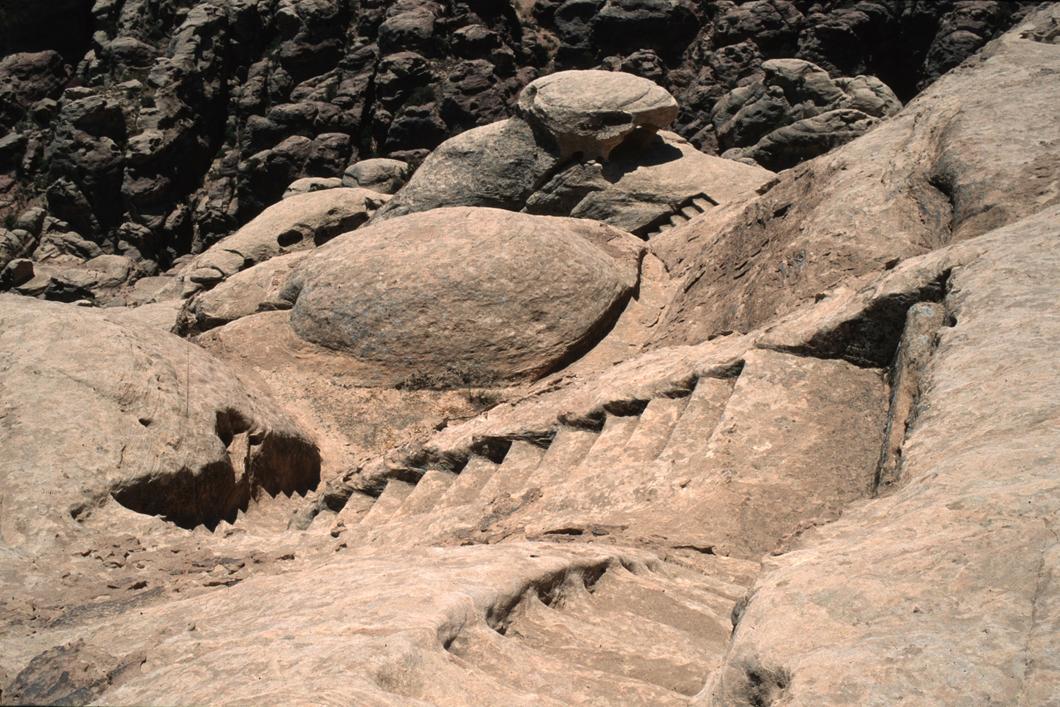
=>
[283,207,644,385]
[369,119,559,223]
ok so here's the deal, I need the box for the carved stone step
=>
[624,396,689,464]
[358,478,415,527]
[517,426,600,495]
[668,213,689,228]
[390,469,456,519]
[579,414,640,473]
[475,440,546,507]
[691,195,715,211]
[435,455,499,509]
[657,376,736,467]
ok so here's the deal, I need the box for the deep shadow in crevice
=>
[601,131,683,182]
[763,271,950,368]
[111,411,321,530]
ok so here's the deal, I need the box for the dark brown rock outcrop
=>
[0,0,1027,296]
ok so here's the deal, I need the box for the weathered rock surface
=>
[0,295,320,548]
[525,130,773,236]
[193,305,519,489]
[281,177,343,199]
[282,205,1057,707]
[0,5,1057,707]
[728,106,884,171]
[342,157,411,194]
[713,58,902,170]
[371,118,559,222]
[3,541,755,706]
[377,72,772,233]
[0,0,1018,274]
[286,207,643,384]
[0,51,70,124]
[703,204,1060,706]
[181,206,651,485]
[516,69,679,159]
[179,252,307,334]
[652,10,1060,347]
[179,187,386,296]
[347,344,887,563]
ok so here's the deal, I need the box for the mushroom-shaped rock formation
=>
[283,207,644,385]
[516,69,679,160]
[180,188,388,296]
[372,71,770,230]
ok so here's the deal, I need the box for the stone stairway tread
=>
[390,469,456,519]
[449,623,686,706]
[512,379,739,534]
[623,396,689,464]
[574,568,733,646]
[649,559,759,606]
[576,413,640,474]
[474,440,546,507]
[657,376,736,467]
[508,593,714,696]
[358,478,415,527]
[518,426,600,494]
[435,455,498,509]
[408,442,548,544]
[657,350,889,558]
[529,414,642,518]
[333,490,374,526]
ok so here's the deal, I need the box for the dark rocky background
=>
[0,0,1026,278]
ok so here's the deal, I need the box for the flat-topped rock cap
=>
[284,206,644,385]
[517,69,679,160]
[342,158,410,194]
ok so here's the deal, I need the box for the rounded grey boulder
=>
[285,207,644,384]
[342,158,411,194]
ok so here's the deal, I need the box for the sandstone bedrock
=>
[0,2,1057,706]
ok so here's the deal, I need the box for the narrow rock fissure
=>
[760,271,950,368]
[873,299,948,494]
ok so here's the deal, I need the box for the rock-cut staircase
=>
[313,310,944,705]
[446,556,753,705]
[638,193,717,239]
[342,348,888,559]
